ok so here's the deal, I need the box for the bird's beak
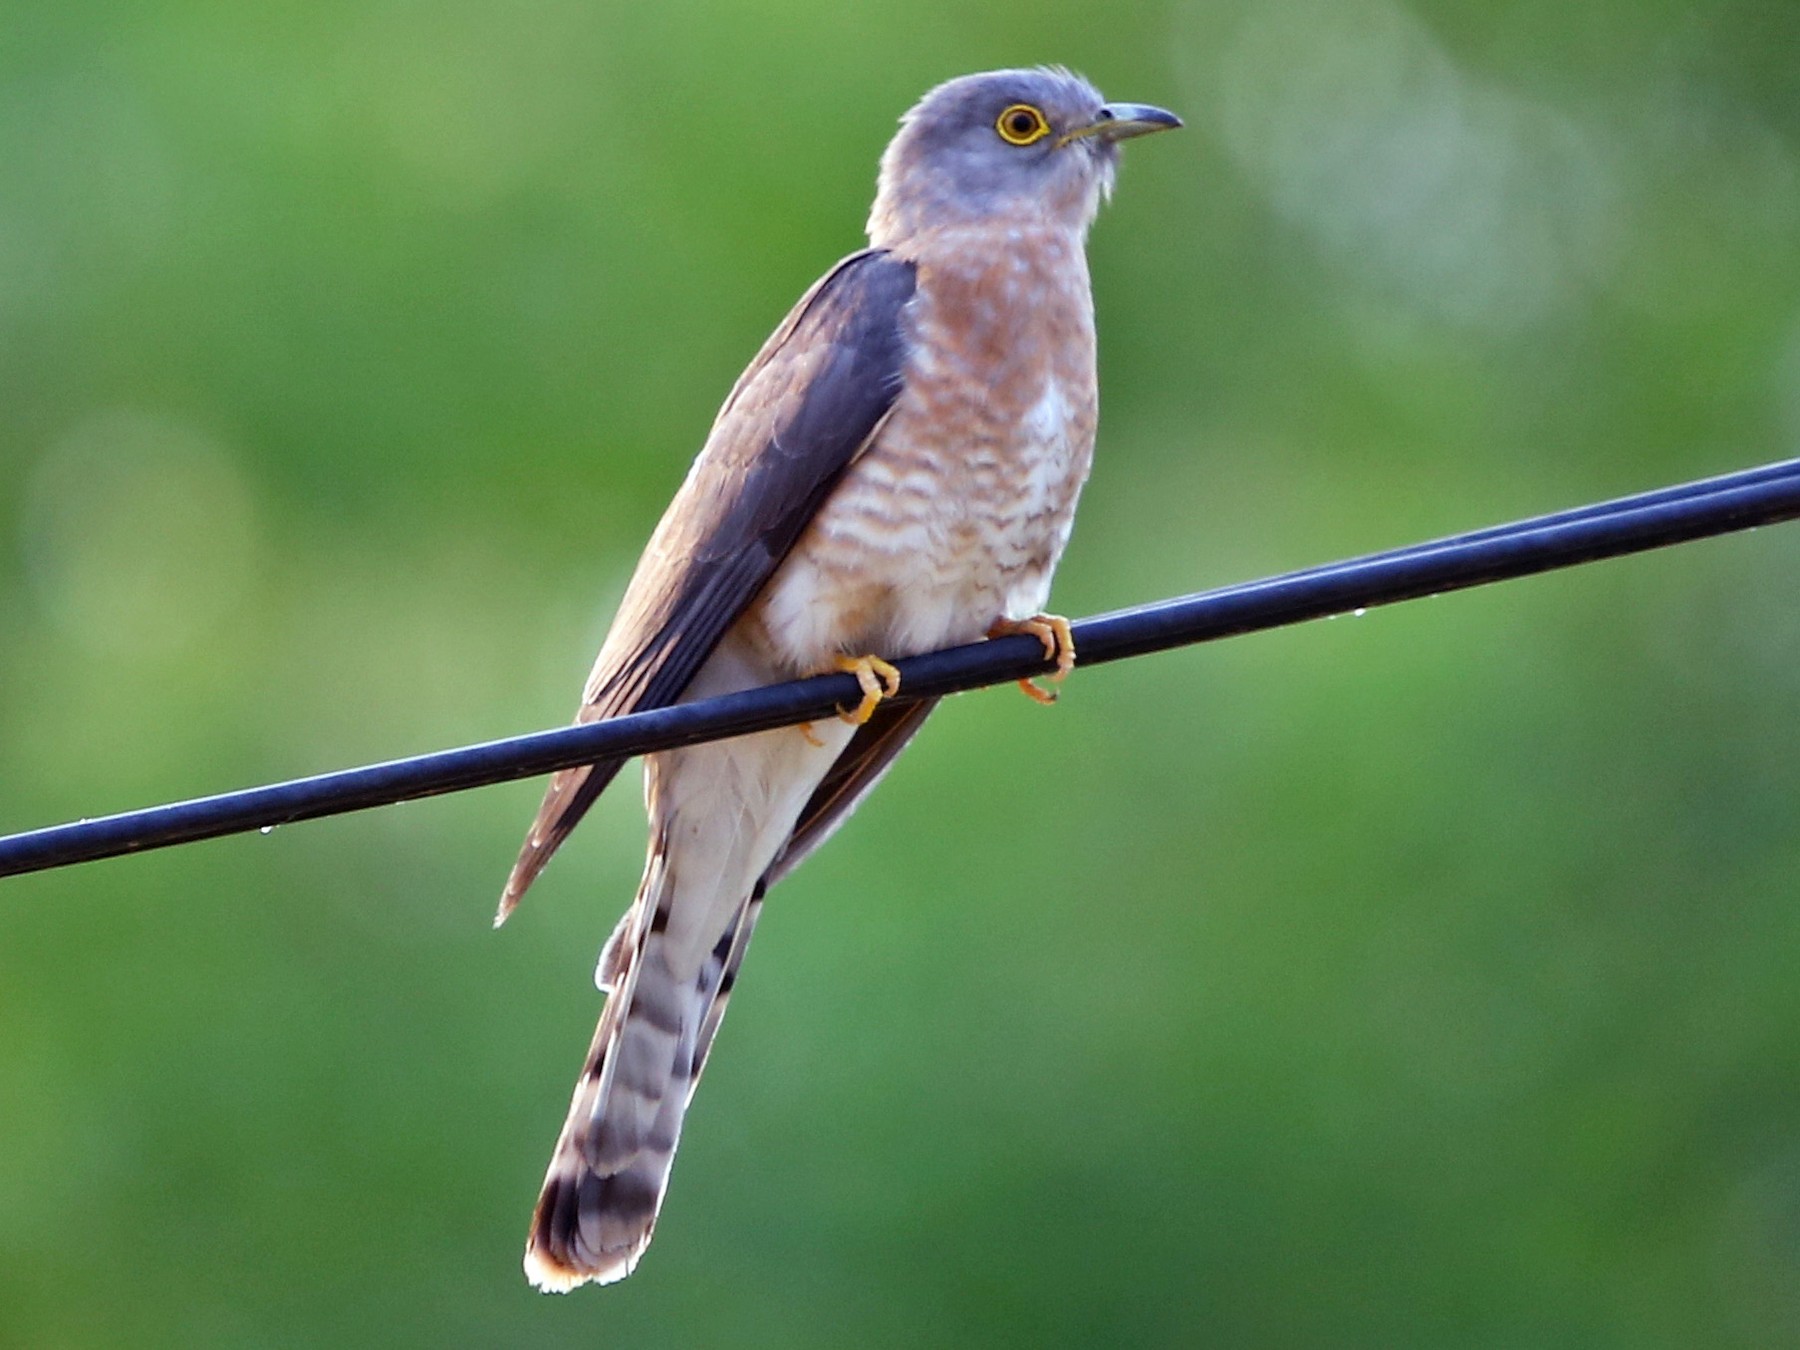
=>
[1058,102,1183,148]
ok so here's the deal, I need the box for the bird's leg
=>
[988,614,1076,705]
[795,721,826,748]
[831,653,902,725]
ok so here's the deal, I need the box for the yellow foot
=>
[988,614,1076,705]
[796,720,826,748]
[831,653,902,725]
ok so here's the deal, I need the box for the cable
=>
[3,455,1798,879]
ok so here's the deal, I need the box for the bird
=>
[501,67,1180,1292]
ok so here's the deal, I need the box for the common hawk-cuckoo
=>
[502,67,1180,1291]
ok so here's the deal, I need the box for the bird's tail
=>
[523,862,764,1292]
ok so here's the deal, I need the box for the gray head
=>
[867,67,1180,247]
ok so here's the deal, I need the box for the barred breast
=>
[748,224,1099,674]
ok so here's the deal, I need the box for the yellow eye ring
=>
[995,103,1051,146]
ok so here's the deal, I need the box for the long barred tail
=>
[523,877,765,1291]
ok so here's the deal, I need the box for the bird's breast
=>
[747,227,1100,673]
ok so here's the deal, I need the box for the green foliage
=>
[3,1,1799,1344]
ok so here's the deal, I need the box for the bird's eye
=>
[995,104,1051,146]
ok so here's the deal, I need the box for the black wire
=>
[4,455,1799,880]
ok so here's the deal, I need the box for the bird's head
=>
[867,67,1180,247]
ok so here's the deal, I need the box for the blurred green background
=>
[4,0,1800,1345]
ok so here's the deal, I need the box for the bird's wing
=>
[498,249,918,919]
[761,696,939,890]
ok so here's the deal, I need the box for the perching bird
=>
[502,67,1180,1291]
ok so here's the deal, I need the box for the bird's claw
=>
[989,613,1076,704]
[832,653,902,725]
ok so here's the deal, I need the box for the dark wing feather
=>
[761,696,939,890]
[498,249,918,918]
